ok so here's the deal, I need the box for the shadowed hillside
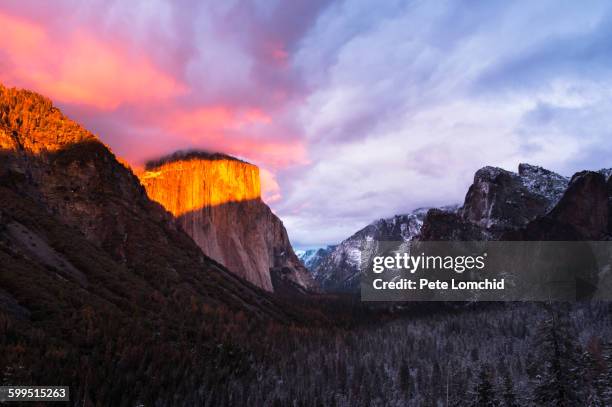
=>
[0,84,326,405]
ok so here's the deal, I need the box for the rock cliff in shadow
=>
[138,151,315,292]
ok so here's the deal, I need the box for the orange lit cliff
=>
[138,151,315,292]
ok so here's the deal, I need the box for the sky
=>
[2,0,612,248]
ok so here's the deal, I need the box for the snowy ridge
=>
[598,168,612,182]
[296,246,336,273]
[518,163,568,210]
[313,205,458,292]
[461,163,570,232]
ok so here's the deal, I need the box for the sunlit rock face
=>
[139,151,315,292]
[140,154,262,216]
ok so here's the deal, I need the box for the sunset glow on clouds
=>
[3,1,612,246]
[0,12,184,109]
[0,0,321,218]
[0,0,319,168]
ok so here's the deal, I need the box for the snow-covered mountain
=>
[312,206,458,292]
[296,246,336,273]
[518,163,569,208]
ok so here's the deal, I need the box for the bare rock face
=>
[419,209,486,241]
[459,164,568,237]
[139,152,315,292]
[549,171,608,239]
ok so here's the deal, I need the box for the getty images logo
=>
[372,252,487,274]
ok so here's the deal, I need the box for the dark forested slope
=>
[0,84,318,405]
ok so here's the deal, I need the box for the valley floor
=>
[230,301,612,406]
[4,299,610,406]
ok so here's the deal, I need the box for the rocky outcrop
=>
[459,164,568,237]
[601,169,612,233]
[421,164,612,243]
[549,171,608,239]
[419,209,486,241]
[138,151,315,292]
[505,171,609,241]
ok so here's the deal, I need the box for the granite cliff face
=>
[138,152,315,292]
[458,163,568,237]
[420,164,612,242]
[504,171,611,241]
[420,164,571,241]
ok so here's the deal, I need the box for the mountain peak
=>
[598,167,612,181]
[518,162,554,176]
[0,83,97,154]
[461,163,568,232]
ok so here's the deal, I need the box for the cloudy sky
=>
[2,0,612,247]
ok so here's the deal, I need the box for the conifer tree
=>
[603,343,612,404]
[468,365,498,407]
[531,308,585,406]
[398,358,411,398]
[582,347,606,406]
[499,372,518,407]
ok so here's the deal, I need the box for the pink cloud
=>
[170,106,272,134]
[0,12,184,109]
[152,106,308,168]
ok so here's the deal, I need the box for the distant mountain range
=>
[295,246,336,274]
[303,163,612,292]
